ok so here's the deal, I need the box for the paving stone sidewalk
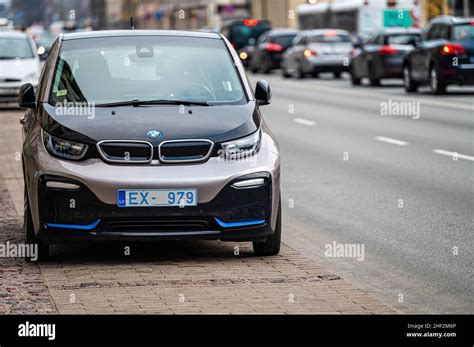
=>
[0,109,398,314]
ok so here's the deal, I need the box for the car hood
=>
[39,102,261,145]
[0,58,40,80]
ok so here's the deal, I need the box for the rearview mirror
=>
[255,80,271,106]
[18,83,36,109]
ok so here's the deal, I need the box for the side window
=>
[425,24,439,40]
[367,34,380,45]
[257,34,267,45]
[37,40,60,102]
[438,24,449,40]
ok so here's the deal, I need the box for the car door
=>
[253,33,269,69]
[412,24,444,81]
[357,34,380,77]
[283,35,300,72]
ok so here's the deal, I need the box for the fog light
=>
[46,181,80,190]
[232,178,265,188]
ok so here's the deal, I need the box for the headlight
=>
[221,128,261,160]
[42,129,88,160]
[37,46,45,55]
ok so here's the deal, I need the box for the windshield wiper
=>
[95,99,211,107]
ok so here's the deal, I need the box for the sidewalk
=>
[0,109,398,314]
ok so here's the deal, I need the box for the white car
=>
[0,31,41,104]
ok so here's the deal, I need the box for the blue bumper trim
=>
[214,217,266,228]
[45,219,101,230]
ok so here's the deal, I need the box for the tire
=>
[296,62,305,79]
[312,72,319,78]
[334,72,341,79]
[250,58,259,74]
[368,62,380,86]
[24,186,49,261]
[403,65,418,93]
[350,66,361,85]
[281,63,291,78]
[351,73,361,85]
[262,56,271,74]
[369,78,380,86]
[253,196,281,256]
[429,64,446,95]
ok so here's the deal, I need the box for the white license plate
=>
[117,189,197,207]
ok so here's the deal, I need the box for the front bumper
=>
[25,126,281,243]
[305,55,349,73]
[440,65,474,86]
[37,172,274,243]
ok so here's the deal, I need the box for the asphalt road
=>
[249,72,473,313]
[1,73,472,314]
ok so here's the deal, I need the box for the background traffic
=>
[0,0,472,314]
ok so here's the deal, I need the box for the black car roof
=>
[429,16,474,25]
[266,28,300,36]
[61,29,222,41]
[377,28,422,35]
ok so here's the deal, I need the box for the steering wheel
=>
[169,83,216,102]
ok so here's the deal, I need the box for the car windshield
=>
[386,34,419,45]
[272,35,298,48]
[310,34,351,43]
[0,37,34,59]
[231,24,270,48]
[452,23,474,40]
[49,36,246,106]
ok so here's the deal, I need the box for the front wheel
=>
[24,188,49,261]
[253,196,281,256]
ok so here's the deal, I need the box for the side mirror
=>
[18,83,36,109]
[255,80,271,106]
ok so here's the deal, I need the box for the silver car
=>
[281,29,353,78]
[0,31,41,103]
[18,30,281,260]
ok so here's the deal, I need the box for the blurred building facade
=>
[86,0,253,30]
[250,0,306,28]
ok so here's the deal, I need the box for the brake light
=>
[244,19,258,27]
[303,49,316,58]
[325,30,338,36]
[441,44,465,55]
[266,43,284,52]
[379,45,398,55]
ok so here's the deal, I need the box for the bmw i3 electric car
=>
[18,30,281,260]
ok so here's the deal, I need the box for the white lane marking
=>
[374,136,409,146]
[293,117,316,126]
[271,79,474,112]
[433,149,474,162]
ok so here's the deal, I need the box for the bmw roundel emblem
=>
[147,130,162,140]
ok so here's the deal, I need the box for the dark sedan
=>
[250,29,299,74]
[403,16,474,94]
[350,28,421,86]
